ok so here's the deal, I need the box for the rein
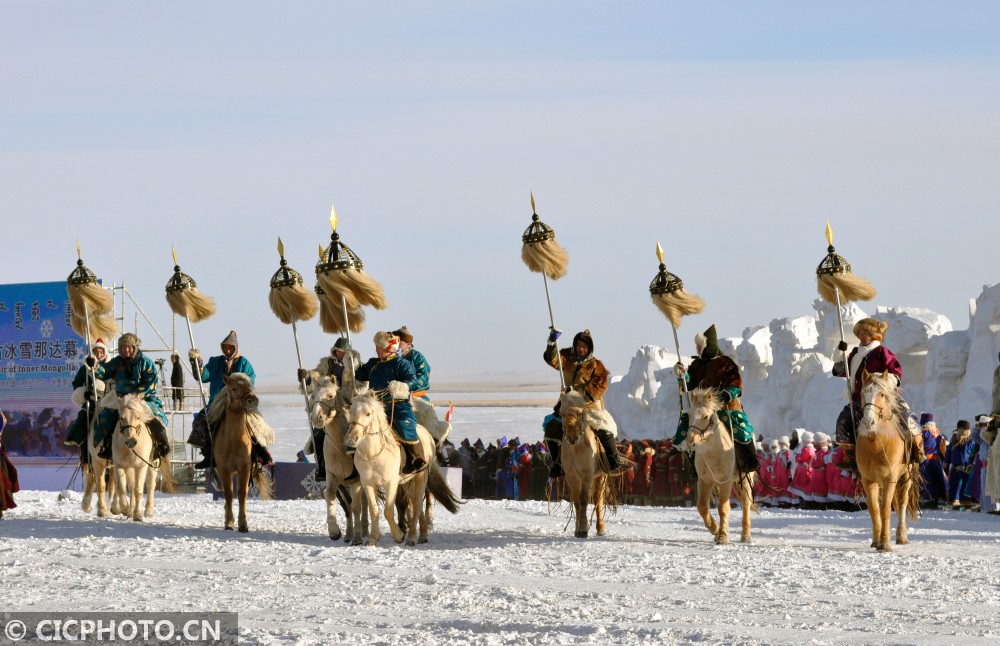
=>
[689,406,737,487]
[118,419,161,469]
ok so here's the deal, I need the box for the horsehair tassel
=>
[650,289,705,329]
[521,197,569,280]
[817,271,877,305]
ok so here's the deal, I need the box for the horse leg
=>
[82,463,95,514]
[132,464,147,522]
[697,482,719,538]
[716,483,732,545]
[221,470,235,530]
[237,467,251,533]
[350,485,366,546]
[895,476,910,545]
[364,484,381,546]
[324,476,342,541]
[144,462,157,519]
[864,481,883,550]
[739,477,753,544]
[384,480,405,545]
[574,480,590,538]
[877,481,897,552]
[594,475,607,537]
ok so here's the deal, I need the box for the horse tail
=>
[157,455,176,494]
[252,464,275,501]
[904,462,922,521]
[426,463,463,514]
[336,483,352,515]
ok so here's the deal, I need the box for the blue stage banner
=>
[0,281,88,459]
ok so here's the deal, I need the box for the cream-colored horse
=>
[687,387,756,545]
[109,393,174,521]
[346,391,460,546]
[559,391,619,538]
[307,375,366,543]
[81,395,120,518]
[210,372,274,532]
[856,370,920,552]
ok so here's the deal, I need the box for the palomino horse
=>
[308,375,367,543]
[686,387,757,545]
[856,369,920,552]
[82,393,120,518]
[558,391,620,538]
[209,372,274,532]
[109,393,174,521]
[346,390,460,546]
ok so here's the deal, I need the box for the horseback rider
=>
[189,330,262,468]
[832,317,921,470]
[65,338,110,464]
[354,331,427,475]
[90,333,172,460]
[542,328,626,476]
[672,324,760,473]
[297,336,361,481]
[393,326,430,401]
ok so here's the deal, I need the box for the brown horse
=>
[208,372,274,532]
[687,387,757,545]
[856,369,920,552]
[559,391,620,538]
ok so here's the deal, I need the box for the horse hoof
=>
[393,536,404,545]
[575,531,588,539]
[896,538,909,545]
[239,527,249,534]
[224,526,234,531]
[406,540,416,547]
[351,538,362,546]
[330,532,342,541]
[715,535,730,545]
[878,544,893,553]
[870,540,878,549]
[741,536,751,544]
[97,510,109,519]
[418,537,428,544]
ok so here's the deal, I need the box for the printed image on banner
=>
[0,281,91,459]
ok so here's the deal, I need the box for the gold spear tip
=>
[171,245,178,265]
[277,237,285,258]
[656,241,664,264]
[530,191,536,214]
[76,239,81,259]
[330,205,338,232]
[825,221,834,246]
[318,244,325,261]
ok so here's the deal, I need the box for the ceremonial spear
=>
[315,206,387,388]
[815,222,876,429]
[520,193,570,391]
[66,242,118,474]
[268,238,319,417]
[165,246,217,412]
[648,242,704,409]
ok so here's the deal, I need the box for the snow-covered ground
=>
[3,489,999,645]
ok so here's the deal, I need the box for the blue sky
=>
[2,2,999,384]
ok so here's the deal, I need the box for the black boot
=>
[97,433,112,460]
[736,441,760,473]
[545,439,563,478]
[401,442,427,475]
[193,443,212,469]
[595,429,626,474]
[313,428,326,482]
[149,419,172,459]
[251,440,273,466]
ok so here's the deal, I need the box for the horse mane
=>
[689,387,723,416]
[119,393,154,422]
[207,372,256,425]
[862,371,906,423]
[352,390,390,427]
[561,390,587,416]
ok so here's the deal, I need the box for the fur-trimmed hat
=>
[90,338,108,355]
[976,415,992,427]
[392,326,413,344]
[695,324,721,360]
[919,412,934,427]
[573,329,594,355]
[332,336,351,353]
[778,435,790,448]
[118,333,141,351]
[769,439,780,451]
[815,432,831,446]
[220,330,238,352]
[956,419,970,431]
[853,317,889,342]
[799,430,814,444]
[373,330,399,353]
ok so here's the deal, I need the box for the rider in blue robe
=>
[354,331,427,475]
[91,333,171,459]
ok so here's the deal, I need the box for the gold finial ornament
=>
[164,247,216,323]
[648,241,703,328]
[66,242,118,340]
[520,193,569,280]
[268,237,318,324]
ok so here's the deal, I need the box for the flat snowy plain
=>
[3,487,999,645]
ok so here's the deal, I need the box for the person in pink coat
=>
[829,444,863,509]
[753,440,768,503]
[774,435,794,506]
[809,432,831,508]
[789,430,815,504]
[758,439,781,505]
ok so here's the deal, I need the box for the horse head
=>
[859,369,897,439]
[308,376,340,428]
[687,387,723,442]
[221,372,257,415]
[346,391,386,448]
[559,390,589,445]
[117,394,153,450]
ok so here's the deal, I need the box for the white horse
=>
[81,393,120,518]
[687,387,757,545]
[109,393,174,521]
[346,390,460,546]
[307,375,367,543]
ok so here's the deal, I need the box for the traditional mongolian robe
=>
[197,354,256,407]
[789,443,816,501]
[403,347,431,400]
[0,411,19,514]
[355,353,419,443]
[93,353,168,444]
[543,345,610,407]
[921,427,949,503]
[809,446,830,503]
[674,348,754,445]
[66,360,109,446]
[832,341,903,444]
